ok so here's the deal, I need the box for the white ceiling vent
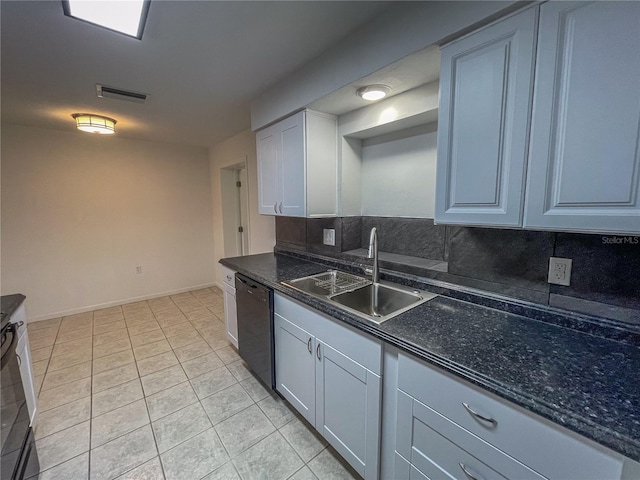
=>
[96,84,149,104]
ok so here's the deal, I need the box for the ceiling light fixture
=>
[62,0,151,40]
[72,113,117,135]
[356,85,391,101]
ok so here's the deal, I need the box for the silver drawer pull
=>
[274,203,278,214]
[307,337,312,354]
[316,343,321,360]
[462,403,497,426]
[459,463,481,480]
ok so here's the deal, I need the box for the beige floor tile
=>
[114,456,165,480]
[52,337,92,357]
[215,345,241,364]
[226,360,253,382]
[93,349,135,375]
[32,359,49,377]
[201,461,241,480]
[162,323,196,338]
[141,364,187,397]
[27,318,61,332]
[93,313,125,325]
[278,417,327,462]
[307,447,360,480]
[28,325,59,341]
[180,351,222,378]
[93,329,123,346]
[287,466,319,480]
[133,339,172,360]
[36,397,91,439]
[215,405,275,457]
[55,326,93,344]
[136,351,179,377]
[130,329,166,348]
[173,340,213,364]
[190,366,237,399]
[146,381,198,421]
[92,378,144,417]
[92,363,139,393]
[240,375,271,403]
[152,402,211,453]
[29,333,58,350]
[257,394,297,429]
[48,348,93,372]
[30,345,54,363]
[89,425,157,480]
[166,331,202,349]
[34,452,89,480]
[160,428,229,480]
[93,338,132,359]
[232,431,303,480]
[38,377,91,412]
[91,398,150,447]
[127,320,161,337]
[31,421,90,474]
[200,383,254,426]
[93,319,126,335]
[41,361,92,391]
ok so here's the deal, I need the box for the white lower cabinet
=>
[394,352,627,480]
[221,266,238,348]
[274,293,382,479]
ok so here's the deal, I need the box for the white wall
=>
[360,125,438,217]
[1,124,215,320]
[209,129,275,287]
[251,1,516,129]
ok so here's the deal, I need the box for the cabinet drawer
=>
[396,390,545,480]
[275,293,382,374]
[221,266,236,287]
[397,353,623,480]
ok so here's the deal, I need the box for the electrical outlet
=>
[323,228,336,246]
[548,257,572,286]
[136,265,143,275]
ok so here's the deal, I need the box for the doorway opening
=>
[221,162,249,257]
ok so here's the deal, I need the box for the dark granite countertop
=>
[220,252,640,463]
[1,294,26,331]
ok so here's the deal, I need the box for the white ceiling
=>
[1,1,393,148]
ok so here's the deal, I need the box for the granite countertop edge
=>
[220,253,640,462]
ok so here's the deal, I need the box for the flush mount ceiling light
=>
[62,0,151,39]
[72,113,117,135]
[356,84,391,101]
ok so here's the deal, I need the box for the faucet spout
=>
[367,227,379,284]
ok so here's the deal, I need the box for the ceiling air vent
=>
[96,84,149,104]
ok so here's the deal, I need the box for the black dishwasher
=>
[235,274,274,389]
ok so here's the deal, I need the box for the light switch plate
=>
[323,228,336,246]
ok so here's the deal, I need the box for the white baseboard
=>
[27,282,218,323]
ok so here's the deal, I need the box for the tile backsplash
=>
[275,216,640,324]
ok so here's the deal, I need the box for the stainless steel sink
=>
[283,270,437,323]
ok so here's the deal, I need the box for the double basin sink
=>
[283,270,438,323]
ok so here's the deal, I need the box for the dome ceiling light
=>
[356,85,391,101]
[72,113,117,135]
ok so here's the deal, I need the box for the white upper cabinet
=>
[524,1,640,234]
[256,110,338,217]
[435,7,538,227]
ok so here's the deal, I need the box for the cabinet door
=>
[316,341,381,480]
[279,111,306,217]
[257,125,281,215]
[395,391,545,480]
[223,284,238,348]
[274,313,316,425]
[435,7,537,226]
[525,1,640,234]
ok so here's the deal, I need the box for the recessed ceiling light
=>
[62,0,151,39]
[356,85,391,101]
[72,113,117,135]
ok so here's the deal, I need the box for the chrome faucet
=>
[367,227,380,284]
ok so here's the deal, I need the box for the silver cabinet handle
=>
[307,337,312,354]
[226,275,232,282]
[316,343,321,360]
[459,463,481,480]
[278,202,283,214]
[16,353,21,366]
[274,203,278,214]
[462,403,497,426]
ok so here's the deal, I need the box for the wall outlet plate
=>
[323,228,336,246]
[548,257,572,286]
